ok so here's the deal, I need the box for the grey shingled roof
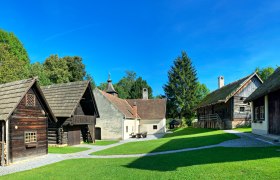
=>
[42,81,90,117]
[0,78,56,122]
[245,67,280,102]
[198,73,261,108]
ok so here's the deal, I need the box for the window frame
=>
[26,93,36,107]
[254,107,259,121]
[24,131,37,144]
[260,106,265,120]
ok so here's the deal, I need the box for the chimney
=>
[218,76,224,88]
[142,88,148,100]
[132,102,138,118]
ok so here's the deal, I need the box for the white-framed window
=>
[153,125,157,130]
[255,107,259,121]
[260,106,264,120]
[239,107,245,113]
[25,131,37,143]
[26,94,36,107]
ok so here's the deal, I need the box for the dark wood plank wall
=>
[269,89,280,135]
[9,88,48,162]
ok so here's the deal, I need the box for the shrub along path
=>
[0,129,277,176]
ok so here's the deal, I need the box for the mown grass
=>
[3,147,280,179]
[92,127,239,155]
[234,127,252,133]
[87,140,119,146]
[48,146,90,154]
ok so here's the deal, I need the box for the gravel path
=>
[0,130,277,176]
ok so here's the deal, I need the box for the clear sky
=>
[1,0,280,96]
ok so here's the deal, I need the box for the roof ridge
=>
[42,80,89,88]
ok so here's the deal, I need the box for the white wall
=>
[123,119,138,139]
[140,119,166,134]
[252,96,269,135]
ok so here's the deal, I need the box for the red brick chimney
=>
[132,102,138,118]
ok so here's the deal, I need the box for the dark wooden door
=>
[95,127,101,140]
[269,90,280,135]
[68,126,81,145]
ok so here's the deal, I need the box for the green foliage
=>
[129,77,153,99]
[0,29,29,64]
[115,71,137,98]
[0,45,29,83]
[43,55,70,84]
[63,56,86,81]
[164,51,199,119]
[85,73,96,89]
[98,82,108,91]
[29,62,51,86]
[196,82,210,102]
[255,67,275,81]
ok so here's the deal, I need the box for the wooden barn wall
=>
[233,96,251,120]
[9,88,48,162]
[236,76,262,97]
[268,89,280,135]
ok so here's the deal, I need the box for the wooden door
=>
[95,127,101,140]
[268,90,280,135]
[68,126,81,145]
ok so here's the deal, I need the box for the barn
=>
[0,78,56,166]
[41,81,99,146]
[197,73,262,129]
[245,67,280,136]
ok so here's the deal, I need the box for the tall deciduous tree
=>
[255,67,275,81]
[85,73,96,89]
[164,51,198,119]
[196,82,210,102]
[43,55,70,84]
[0,45,29,83]
[116,71,137,98]
[63,56,86,81]
[29,62,51,86]
[129,77,153,99]
[0,29,30,64]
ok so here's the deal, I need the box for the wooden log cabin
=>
[41,81,99,146]
[245,67,280,136]
[0,78,56,166]
[196,73,262,129]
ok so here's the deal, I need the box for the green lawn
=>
[3,147,280,179]
[86,140,119,146]
[48,146,90,154]
[234,127,252,133]
[92,127,239,155]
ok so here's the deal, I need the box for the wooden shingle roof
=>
[245,67,280,102]
[42,81,92,117]
[126,99,167,119]
[0,78,56,121]
[198,73,262,108]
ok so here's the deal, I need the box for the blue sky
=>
[1,0,280,96]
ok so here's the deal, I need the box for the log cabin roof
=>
[98,90,139,119]
[42,81,99,118]
[0,78,56,121]
[126,99,167,119]
[197,72,262,108]
[245,67,280,102]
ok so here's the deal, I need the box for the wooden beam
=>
[68,115,96,125]
[1,121,4,166]
[5,120,9,165]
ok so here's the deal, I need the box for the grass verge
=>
[92,127,239,155]
[234,127,252,133]
[48,146,90,154]
[3,147,280,179]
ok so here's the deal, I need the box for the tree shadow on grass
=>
[124,146,280,172]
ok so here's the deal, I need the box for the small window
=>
[153,125,157,130]
[260,106,264,120]
[26,94,35,107]
[126,126,128,133]
[255,107,259,121]
[240,107,245,113]
[25,131,37,143]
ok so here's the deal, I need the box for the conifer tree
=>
[164,51,198,120]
